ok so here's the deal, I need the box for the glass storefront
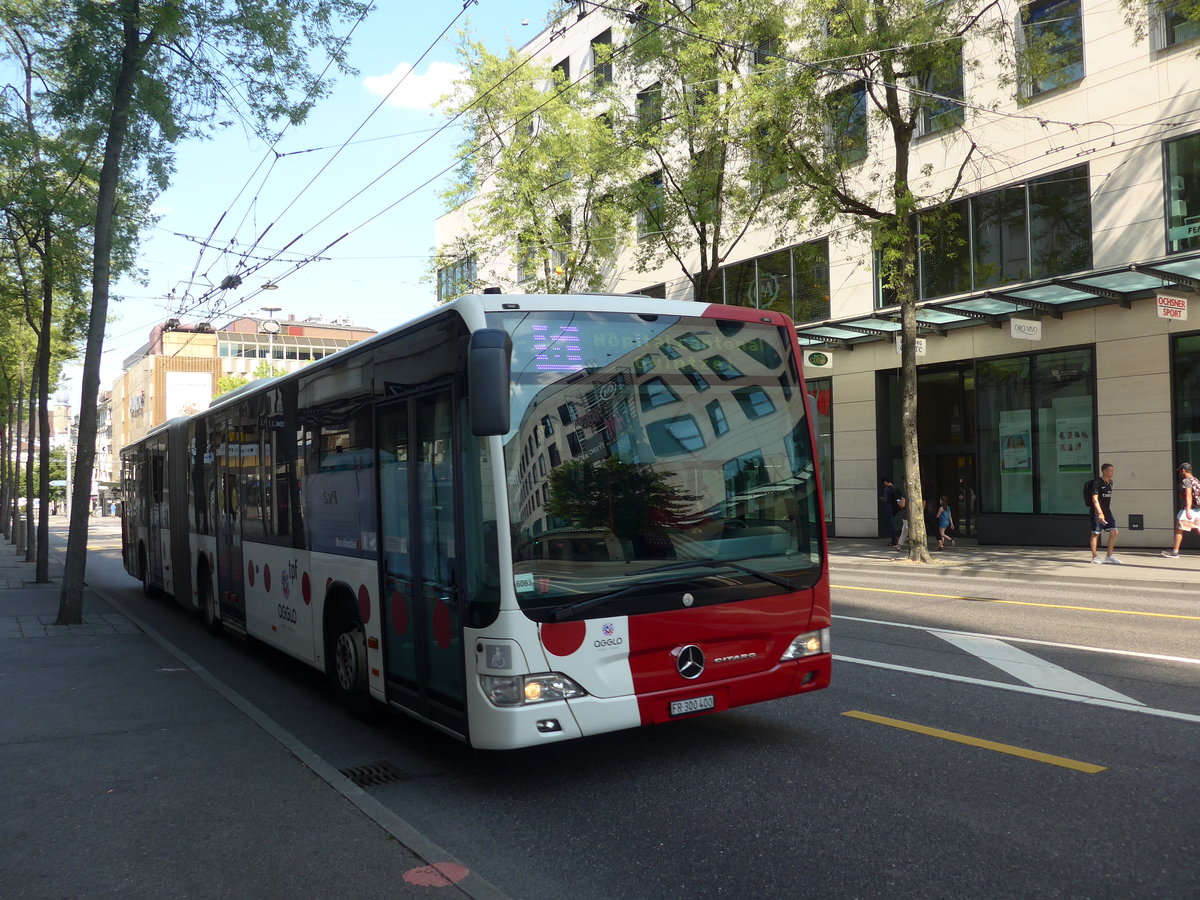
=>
[1173,332,1200,466]
[807,377,833,527]
[977,347,1094,516]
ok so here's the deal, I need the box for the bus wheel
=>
[201,575,222,637]
[139,546,160,599]
[330,608,368,695]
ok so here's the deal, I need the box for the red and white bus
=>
[121,293,831,749]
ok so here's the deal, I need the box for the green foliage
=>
[438,32,640,295]
[215,373,248,396]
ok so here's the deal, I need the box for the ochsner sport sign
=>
[1156,292,1188,321]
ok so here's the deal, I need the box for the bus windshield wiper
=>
[548,559,795,622]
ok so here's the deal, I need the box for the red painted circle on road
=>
[247,561,255,587]
[302,572,311,605]
[263,564,271,593]
[540,620,587,657]
[402,862,468,887]
[357,584,372,624]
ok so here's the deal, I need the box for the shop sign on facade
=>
[1010,318,1042,341]
[1155,292,1188,321]
[894,336,927,356]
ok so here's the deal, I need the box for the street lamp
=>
[260,305,281,376]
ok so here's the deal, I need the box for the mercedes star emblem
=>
[677,645,705,680]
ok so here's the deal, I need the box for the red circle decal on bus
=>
[433,598,452,649]
[357,584,371,624]
[263,564,271,593]
[391,592,407,635]
[540,621,587,657]
[302,572,311,605]
[247,561,255,587]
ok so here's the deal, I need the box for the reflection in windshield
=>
[487,310,823,620]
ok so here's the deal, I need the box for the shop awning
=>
[794,251,1200,348]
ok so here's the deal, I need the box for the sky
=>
[64,1,554,408]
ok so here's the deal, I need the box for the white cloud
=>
[363,60,464,110]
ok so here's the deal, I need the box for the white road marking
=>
[834,656,1200,724]
[930,632,1145,705]
[834,614,1200,666]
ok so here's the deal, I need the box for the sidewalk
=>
[0,519,500,900]
[827,535,1200,591]
[0,522,1193,899]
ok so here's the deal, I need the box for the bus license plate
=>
[670,695,715,717]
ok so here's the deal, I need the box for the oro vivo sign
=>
[1156,293,1188,321]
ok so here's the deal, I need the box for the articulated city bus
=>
[121,293,831,749]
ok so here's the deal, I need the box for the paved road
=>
[2,520,1197,898]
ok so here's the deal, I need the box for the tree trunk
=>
[34,229,53,582]
[24,370,36,563]
[57,11,149,625]
[898,292,932,563]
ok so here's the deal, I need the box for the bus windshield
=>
[488,309,823,623]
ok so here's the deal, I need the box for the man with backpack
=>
[1088,463,1121,564]
[1162,461,1200,559]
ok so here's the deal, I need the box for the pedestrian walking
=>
[880,478,902,548]
[1162,461,1200,559]
[936,495,955,550]
[1088,462,1121,564]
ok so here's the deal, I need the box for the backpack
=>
[1082,477,1095,511]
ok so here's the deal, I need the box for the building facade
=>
[108,314,376,480]
[435,1,1200,548]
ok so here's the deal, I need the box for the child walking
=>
[936,495,955,550]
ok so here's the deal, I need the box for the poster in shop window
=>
[1055,416,1092,471]
[999,413,1031,473]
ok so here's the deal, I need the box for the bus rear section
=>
[465,300,831,748]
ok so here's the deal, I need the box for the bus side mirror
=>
[468,328,512,436]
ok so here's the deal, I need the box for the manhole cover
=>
[338,760,410,787]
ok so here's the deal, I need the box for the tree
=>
[618,0,798,299]
[752,0,1025,563]
[215,373,248,396]
[439,32,639,296]
[0,0,370,625]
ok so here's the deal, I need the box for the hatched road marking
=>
[930,632,1145,705]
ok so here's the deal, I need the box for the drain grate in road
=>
[339,760,411,787]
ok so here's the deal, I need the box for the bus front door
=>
[378,388,466,734]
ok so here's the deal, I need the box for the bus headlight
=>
[780,628,830,660]
[480,673,587,707]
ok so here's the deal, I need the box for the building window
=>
[637,170,664,241]
[915,44,965,137]
[591,29,612,84]
[1151,2,1200,49]
[711,238,830,324]
[636,82,662,132]
[733,386,776,420]
[647,415,706,456]
[977,347,1094,516]
[1019,0,1084,98]
[826,80,868,164]
[437,255,476,302]
[1166,132,1200,254]
[552,58,569,84]
[912,165,1091,302]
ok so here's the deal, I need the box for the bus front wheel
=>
[328,606,372,717]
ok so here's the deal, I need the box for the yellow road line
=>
[832,584,1200,621]
[843,710,1106,773]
